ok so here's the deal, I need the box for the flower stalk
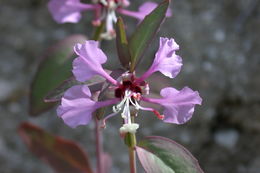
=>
[128,144,136,173]
[124,133,137,173]
[95,118,103,173]
[124,115,137,173]
[93,91,106,173]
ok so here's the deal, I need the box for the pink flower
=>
[57,37,202,133]
[48,0,172,39]
[57,85,119,128]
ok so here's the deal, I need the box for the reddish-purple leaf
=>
[137,136,204,173]
[18,122,93,173]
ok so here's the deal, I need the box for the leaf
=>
[30,34,87,116]
[116,17,131,69]
[44,75,106,103]
[18,122,93,173]
[44,77,80,102]
[137,136,204,173]
[129,0,169,72]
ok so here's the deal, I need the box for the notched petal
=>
[72,40,118,84]
[57,85,120,128]
[160,87,202,124]
[74,41,107,64]
[48,0,96,23]
[142,87,202,124]
[48,0,82,23]
[137,37,182,82]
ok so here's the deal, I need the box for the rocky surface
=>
[0,0,259,172]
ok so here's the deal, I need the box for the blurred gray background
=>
[0,0,260,172]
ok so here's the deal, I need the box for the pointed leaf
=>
[44,77,81,102]
[44,75,107,103]
[129,0,169,72]
[18,122,93,173]
[116,17,131,69]
[30,35,87,116]
[137,136,204,173]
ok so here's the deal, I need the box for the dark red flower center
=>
[115,80,142,98]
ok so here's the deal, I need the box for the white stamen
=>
[129,98,139,109]
[112,91,130,113]
[121,98,129,119]
[100,0,108,6]
[110,10,117,23]
[100,31,116,40]
[119,123,139,134]
[120,0,130,7]
[110,90,141,133]
[144,84,150,95]
[108,1,117,10]
[129,98,152,112]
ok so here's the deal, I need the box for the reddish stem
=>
[95,118,103,173]
[129,147,137,173]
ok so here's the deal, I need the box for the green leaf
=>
[44,77,80,102]
[116,17,131,69]
[129,0,169,72]
[44,75,106,103]
[137,136,204,173]
[29,35,87,116]
[18,122,93,173]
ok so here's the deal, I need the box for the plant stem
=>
[124,114,137,173]
[129,144,137,173]
[95,118,103,173]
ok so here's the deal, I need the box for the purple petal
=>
[137,37,182,82]
[117,2,172,21]
[57,85,96,128]
[48,0,96,23]
[57,85,119,128]
[72,40,117,85]
[142,87,202,124]
[121,0,130,7]
[138,2,159,19]
[63,83,91,99]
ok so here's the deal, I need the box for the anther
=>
[152,110,165,120]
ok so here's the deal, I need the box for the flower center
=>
[114,73,149,99]
[114,80,142,98]
[98,0,128,8]
[111,89,139,134]
[101,73,164,133]
[99,0,119,10]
